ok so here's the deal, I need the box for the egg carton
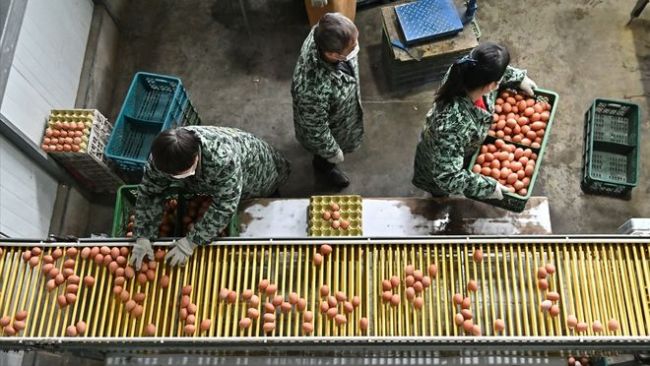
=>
[308,195,363,237]
[44,109,113,161]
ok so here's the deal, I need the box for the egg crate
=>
[43,109,113,160]
[308,195,362,237]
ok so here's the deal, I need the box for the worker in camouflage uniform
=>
[291,12,363,188]
[412,42,537,200]
[130,126,290,268]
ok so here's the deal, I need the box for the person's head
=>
[435,42,510,105]
[314,13,359,63]
[150,128,200,178]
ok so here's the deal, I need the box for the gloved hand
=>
[520,76,538,96]
[311,0,328,7]
[130,237,154,271]
[486,182,509,200]
[326,149,344,164]
[165,237,198,267]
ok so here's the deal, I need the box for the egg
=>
[322,211,331,220]
[184,324,196,335]
[382,280,392,291]
[461,297,471,309]
[249,295,260,308]
[331,211,341,220]
[471,325,482,336]
[390,294,400,306]
[154,249,165,261]
[227,291,237,304]
[46,279,57,292]
[125,300,137,313]
[137,273,147,285]
[296,298,307,311]
[467,280,478,292]
[247,308,259,319]
[320,301,329,313]
[0,316,9,327]
[272,295,283,307]
[592,320,603,333]
[453,293,463,305]
[343,301,354,313]
[124,267,135,279]
[546,292,560,302]
[473,249,483,263]
[352,296,361,307]
[359,317,369,331]
[540,300,553,311]
[335,291,347,302]
[382,291,392,303]
[262,322,275,333]
[319,244,333,256]
[76,321,87,335]
[302,322,314,334]
[66,284,78,294]
[329,203,340,211]
[159,275,169,288]
[320,285,329,297]
[57,295,68,307]
[340,220,350,229]
[52,248,63,259]
[48,268,59,279]
[327,307,338,319]
[413,297,424,310]
[334,314,347,325]
[41,263,54,275]
[22,251,32,262]
[133,292,146,303]
[93,253,104,265]
[461,309,473,320]
[463,319,474,332]
[182,285,192,295]
[421,276,431,288]
[265,284,277,296]
[549,305,560,317]
[108,261,119,274]
[265,303,275,313]
[28,256,39,268]
[11,320,24,331]
[566,315,578,328]
[331,220,341,229]
[327,296,338,308]
[405,287,416,301]
[454,313,464,326]
[258,279,269,292]
[144,323,157,336]
[545,263,556,275]
[537,267,547,279]
[494,319,505,332]
[239,317,252,329]
[313,253,323,266]
[390,276,400,289]
[413,281,424,293]
[131,305,144,318]
[54,274,65,285]
[537,279,548,291]
[3,325,16,336]
[66,325,78,337]
[608,319,620,331]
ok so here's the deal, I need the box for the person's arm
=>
[500,65,527,86]
[293,92,341,159]
[134,167,169,239]
[430,133,497,199]
[185,158,242,245]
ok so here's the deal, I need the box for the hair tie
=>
[455,54,477,66]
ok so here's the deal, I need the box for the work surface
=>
[237,197,552,237]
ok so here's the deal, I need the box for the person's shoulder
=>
[427,99,467,129]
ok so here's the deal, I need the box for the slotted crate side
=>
[581,99,640,197]
[121,72,182,123]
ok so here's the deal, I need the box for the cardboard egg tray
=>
[308,195,362,236]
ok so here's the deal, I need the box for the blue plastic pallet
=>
[395,0,463,45]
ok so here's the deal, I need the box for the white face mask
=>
[171,158,198,179]
[343,43,360,61]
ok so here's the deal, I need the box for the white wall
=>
[0,0,93,238]
[1,0,93,145]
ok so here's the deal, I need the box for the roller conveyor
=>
[0,236,649,356]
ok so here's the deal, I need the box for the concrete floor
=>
[101,0,650,234]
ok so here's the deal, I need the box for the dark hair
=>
[435,42,510,105]
[150,128,200,174]
[314,13,357,53]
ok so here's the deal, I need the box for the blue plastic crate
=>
[395,0,463,45]
[105,72,201,171]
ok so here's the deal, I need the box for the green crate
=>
[467,88,560,213]
[581,99,640,197]
[111,185,239,238]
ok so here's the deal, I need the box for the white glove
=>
[130,237,154,271]
[486,182,509,200]
[520,76,538,96]
[311,0,328,7]
[165,237,198,267]
[326,149,344,164]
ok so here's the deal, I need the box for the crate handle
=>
[606,103,623,108]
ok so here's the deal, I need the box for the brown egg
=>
[352,296,361,307]
[110,247,120,259]
[219,288,230,300]
[537,278,548,291]
[93,253,104,265]
[471,325,482,336]
[405,287,416,300]
[180,295,191,308]
[57,295,68,307]
[0,316,10,327]
[76,321,86,335]
[108,261,119,274]
[329,202,340,211]
[546,292,560,302]
[3,325,16,336]
[413,270,423,281]
[46,279,57,292]
[238,317,252,329]
[66,284,79,294]
[263,313,276,323]
[303,311,314,322]
[319,244,332,256]
[322,211,331,220]
[381,291,392,303]
[302,322,314,334]
[29,256,40,268]
[244,290,255,301]
[297,298,307,311]
[52,248,63,259]
[549,305,560,317]
[359,317,369,331]
[390,294,400,306]
[319,301,329,313]
[271,295,283,307]
[120,290,130,303]
[461,309,473,320]
[320,285,329,297]
[382,280,392,291]
[62,268,74,278]
[68,275,80,285]
[340,220,350,229]
[131,305,144,318]
[264,303,275,313]
[335,291,347,302]
[343,301,354,314]
[102,254,112,266]
[313,253,323,266]
[608,319,620,332]
[144,323,156,336]
[262,322,275,333]
[21,250,32,262]
[494,318,505,332]
[413,297,424,310]
[249,295,260,308]
[125,300,137,312]
[116,256,127,266]
[43,255,54,264]
[48,268,60,279]
[14,310,27,321]
[41,263,54,275]
[54,274,65,285]
[66,325,78,337]
[137,273,147,285]
[540,300,552,311]
[11,320,24,331]
[454,313,465,326]
[200,319,211,331]
[592,320,603,333]
[331,220,340,229]
[331,211,341,220]
[334,314,347,326]
[258,279,270,292]
[473,249,483,263]
[327,296,338,308]
[566,315,578,328]
[114,277,125,287]
[413,281,424,293]
[182,285,192,295]
[146,269,155,281]
[421,276,431,288]
[154,249,165,261]
[159,275,169,288]
[280,302,292,313]
[463,319,474,332]
[545,263,556,275]
[452,293,463,305]
[124,266,135,279]
[80,247,91,259]
[184,324,196,335]
[405,275,415,287]
[133,292,146,304]
[461,297,471,309]
[265,284,277,296]
[537,267,547,279]
[83,275,95,287]
[428,264,438,278]
[404,265,415,276]
[247,308,259,319]
[98,246,109,256]
[467,280,478,292]
[327,307,338,319]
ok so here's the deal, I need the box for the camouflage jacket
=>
[412,66,527,199]
[134,126,290,245]
[291,28,364,159]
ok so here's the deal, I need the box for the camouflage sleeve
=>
[501,65,527,86]
[431,133,497,199]
[294,93,340,158]
[134,167,168,240]
[186,158,242,245]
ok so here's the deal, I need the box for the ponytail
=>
[434,42,510,106]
